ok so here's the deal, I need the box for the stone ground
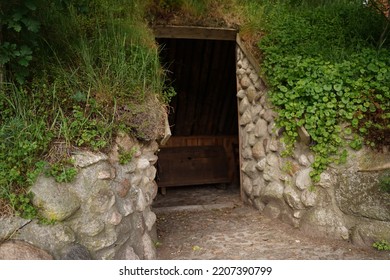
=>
[152,185,390,260]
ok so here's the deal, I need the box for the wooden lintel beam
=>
[153,25,237,41]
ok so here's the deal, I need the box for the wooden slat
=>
[154,25,237,41]
[157,145,230,187]
[163,136,238,182]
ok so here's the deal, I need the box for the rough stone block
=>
[301,189,317,207]
[284,185,305,210]
[0,240,53,260]
[254,119,268,138]
[240,76,251,89]
[252,141,266,160]
[262,181,284,201]
[32,176,81,221]
[295,168,313,190]
[72,151,108,168]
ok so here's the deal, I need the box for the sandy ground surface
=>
[152,185,390,260]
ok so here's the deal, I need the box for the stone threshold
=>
[153,202,242,214]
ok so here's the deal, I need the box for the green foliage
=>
[0,0,41,83]
[119,146,138,165]
[372,240,390,251]
[46,160,77,183]
[8,192,37,220]
[378,173,390,193]
[258,0,390,179]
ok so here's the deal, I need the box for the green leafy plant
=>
[372,240,390,251]
[8,192,37,220]
[258,0,390,180]
[119,146,138,165]
[378,173,390,193]
[46,160,77,183]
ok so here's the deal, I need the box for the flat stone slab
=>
[153,202,241,214]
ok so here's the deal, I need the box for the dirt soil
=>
[153,185,390,260]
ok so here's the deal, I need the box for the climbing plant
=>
[258,0,390,181]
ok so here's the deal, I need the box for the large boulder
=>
[0,240,53,260]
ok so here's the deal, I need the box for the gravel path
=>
[155,204,389,260]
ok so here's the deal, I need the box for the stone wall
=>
[0,133,158,259]
[236,46,390,246]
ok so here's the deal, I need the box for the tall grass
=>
[257,0,387,61]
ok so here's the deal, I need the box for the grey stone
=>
[298,154,310,167]
[0,217,29,240]
[263,202,281,219]
[68,215,105,237]
[241,161,258,179]
[86,182,116,214]
[118,199,134,217]
[297,126,311,145]
[253,198,266,211]
[135,189,147,212]
[260,95,268,106]
[267,121,276,135]
[269,137,279,152]
[242,175,253,196]
[250,104,263,120]
[0,240,53,260]
[239,110,252,126]
[249,72,259,84]
[252,141,266,160]
[240,76,251,89]
[296,168,313,190]
[72,151,108,168]
[82,226,117,252]
[144,181,158,202]
[255,158,267,171]
[70,162,112,200]
[316,171,334,188]
[115,244,140,260]
[236,68,246,76]
[301,189,317,207]
[252,177,266,197]
[16,221,76,258]
[245,123,256,133]
[246,86,258,103]
[263,164,282,182]
[239,97,250,114]
[335,171,390,221]
[242,147,253,159]
[137,158,150,170]
[293,210,303,219]
[351,221,390,247]
[262,181,284,201]
[254,79,265,91]
[241,58,249,69]
[31,176,80,221]
[237,89,246,99]
[263,109,276,122]
[248,133,257,147]
[107,210,123,226]
[300,208,349,240]
[266,153,279,167]
[284,185,305,210]
[143,208,157,232]
[97,170,112,180]
[142,233,156,260]
[122,161,137,174]
[61,243,91,260]
[254,119,268,138]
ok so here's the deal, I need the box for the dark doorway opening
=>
[154,37,240,201]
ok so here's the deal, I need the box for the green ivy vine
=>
[261,48,390,181]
